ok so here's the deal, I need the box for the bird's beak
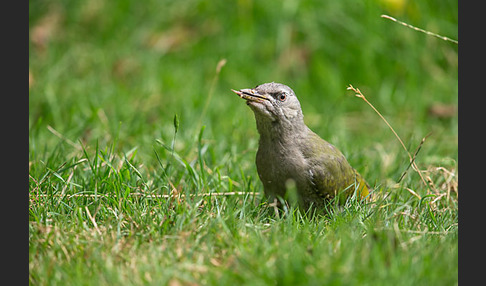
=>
[231,88,270,103]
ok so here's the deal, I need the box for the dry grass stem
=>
[198,58,227,129]
[47,125,82,150]
[32,191,260,199]
[347,85,429,190]
[381,14,458,44]
[85,206,102,236]
[405,188,421,200]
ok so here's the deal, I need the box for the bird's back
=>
[300,130,369,206]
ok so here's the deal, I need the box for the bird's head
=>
[232,82,303,123]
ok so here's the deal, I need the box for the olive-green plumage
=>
[232,82,369,210]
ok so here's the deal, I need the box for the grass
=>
[29,0,457,285]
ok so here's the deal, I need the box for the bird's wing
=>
[301,131,369,201]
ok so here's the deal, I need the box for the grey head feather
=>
[242,82,308,140]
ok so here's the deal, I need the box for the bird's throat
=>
[254,112,308,143]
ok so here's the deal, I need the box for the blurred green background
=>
[29,0,457,176]
[29,0,457,284]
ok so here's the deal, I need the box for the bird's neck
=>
[254,113,308,143]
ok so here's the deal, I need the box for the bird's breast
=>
[256,140,309,185]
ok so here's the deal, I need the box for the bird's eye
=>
[278,92,287,101]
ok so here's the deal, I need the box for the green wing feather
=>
[302,131,369,202]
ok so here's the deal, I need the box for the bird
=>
[231,82,370,211]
